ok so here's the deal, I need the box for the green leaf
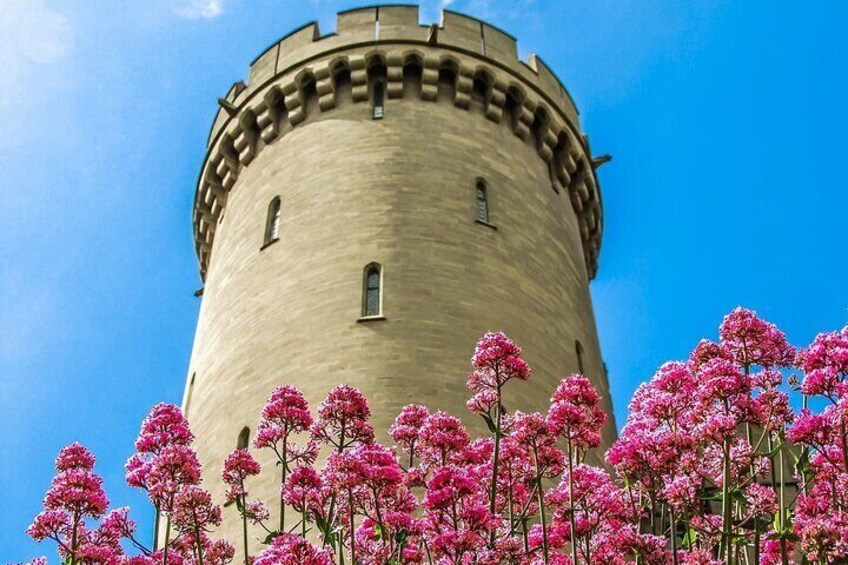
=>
[262,531,282,545]
[480,413,498,434]
[680,527,698,549]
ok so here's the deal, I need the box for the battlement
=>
[194,5,604,282]
[210,5,580,146]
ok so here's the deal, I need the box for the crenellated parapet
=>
[193,5,604,280]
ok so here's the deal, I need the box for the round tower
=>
[183,5,613,545]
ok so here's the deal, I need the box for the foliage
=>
[19,310,848,564]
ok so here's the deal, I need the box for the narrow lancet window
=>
[237,426,250,450]
[476,181,489,223]
[372,81,385,119]
[575,340,585,375]
[363,264,382,317]
[264,197,281,246]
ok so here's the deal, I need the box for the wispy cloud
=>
[170,0,224,20]
[0,0,74,108]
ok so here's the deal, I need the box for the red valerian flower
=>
[253,533,334,565]
[311,384,375,450]
[418,410,470,466]
[171,485,222,533]
[547,374,607,452]
[134,402,194,455]
[222,448,261,503]
[389,404,429,463]
[467,331,531,392]
[719,307,795,369]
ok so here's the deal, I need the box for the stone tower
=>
[183,5,613,544]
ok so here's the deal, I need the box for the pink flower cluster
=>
[25,309,848,565]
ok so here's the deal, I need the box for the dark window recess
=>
[364,266,381,316]
[476,181,489,223]
[575,340,585,375]
[264,197,281,245]
[372,82,385,119]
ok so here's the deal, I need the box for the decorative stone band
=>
[193,6,603,281]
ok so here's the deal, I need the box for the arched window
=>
[372,81,385,119]
[237,426,250,450]
[575,340,585,375]
[476,180,489,223]
[362,263,382,317]
[264,197,281,246]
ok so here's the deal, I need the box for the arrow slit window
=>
[363,263,382,317]
[476,180,489,223]
[264,196,281,246]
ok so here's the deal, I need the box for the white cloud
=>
[170,0,224,20]
[0,0,74,108]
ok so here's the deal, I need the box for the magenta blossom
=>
[547,374,607,452]
[467,331,531,392]
[311,384,375,450]
[253,533,334,565]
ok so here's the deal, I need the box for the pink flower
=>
[719,307,795,369]
[418,411,470,465]
[690,339,734,372]
[661,476,699,511]
[349,443,404,492]
[143,443,201,509]
[133,402,194,455]
[389,404,429,458]
[311,385,374,450]
[511,411,564,476]
[244,499,271,524]
[422,466,496,563]
[466,389,499,415]
[547,374,607,451]
[467,331,531,392]
[680,549,721,565]
[283,466,324,515]
[222,448,261,503]
[13,559,48,565]
[54,442,97,472]
[423,466,478,511]
[253,533,334,565]
[97,507,135,542]
[43,468,109,518]
[27,510,70,541]
[801,366,842,398]
[787,408,833,446]
[171,485,222,533]
[744,483,777,517]
[255,386,313,450]
[696,358,750,401]
[125,403,201,513]
[797,325,848,380]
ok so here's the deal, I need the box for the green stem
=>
[720,436,732,565]
[153,505,161,551]
[350,489,356,565]
[195,523,205,565]
[489,384,503,547]
[70,512,80,565]
[242,495,250,565]
[280,442,288,532]
[162,516,171,565]
[566,441,579,565]
[670,507,678,565]
[778,439,789,565]
[535,456,549,564]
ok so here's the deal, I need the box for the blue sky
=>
[1,0,846,559]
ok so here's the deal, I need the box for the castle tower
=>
[183,5,613,545]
